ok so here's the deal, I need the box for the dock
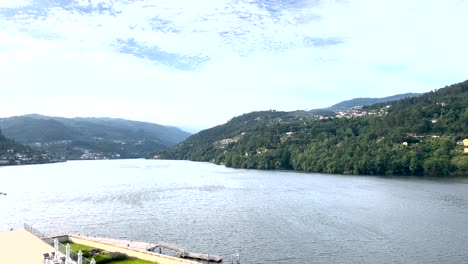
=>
[16,223,225,264]
[148,242,223,262]
[73,234,223,262]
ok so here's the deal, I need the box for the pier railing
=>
[24,223,92,264]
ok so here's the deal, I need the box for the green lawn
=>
[109,258,155,264]
[68,242,94,254]
[66,242,157,264]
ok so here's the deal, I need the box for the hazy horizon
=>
[1,0,467,127]
[0,89,424,133]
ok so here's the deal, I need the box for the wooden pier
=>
[148,242,223,262]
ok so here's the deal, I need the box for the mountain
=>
[177,125,209,134]
[309,93,422,114]
[0,115,191,160]
[155,81,468,177]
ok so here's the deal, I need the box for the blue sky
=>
[1,0,467,129]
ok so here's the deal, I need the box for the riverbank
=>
[0,159,66,167]
[0,228,200,264]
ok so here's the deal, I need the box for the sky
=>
[0,0,467,130]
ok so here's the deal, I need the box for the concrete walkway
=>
[0,229,54,264]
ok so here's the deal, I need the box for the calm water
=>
[1,160,468,264]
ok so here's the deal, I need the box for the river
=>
[1,159,467,263]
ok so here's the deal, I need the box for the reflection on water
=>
[1,160,467,264]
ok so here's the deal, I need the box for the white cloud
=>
[0,0,467,127]
[0,0,31,8]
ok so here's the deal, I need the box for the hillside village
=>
[318,105,391,120]
[318,102,468,151]
[0,148,56,166]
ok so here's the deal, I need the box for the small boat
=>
[0,192,7,195]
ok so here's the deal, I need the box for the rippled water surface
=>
[1,160,468,263]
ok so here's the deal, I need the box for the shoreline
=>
[0,159,66,167]
[151,158,468,179]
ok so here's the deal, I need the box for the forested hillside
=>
[0,130,16,150]
[0,130,54,165]
[0,130,28,154]
[155,80,468,177]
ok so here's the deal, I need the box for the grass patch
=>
[68,242,94,254]
[93,254,113,263]
[109,258,155,264]
[65,242,157,264]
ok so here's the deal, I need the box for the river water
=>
[1,160,467,263]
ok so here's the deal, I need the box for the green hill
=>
[0,115,191,160]
[0,129,17,152]
[0,129,25,154]
[0,129,54,165]
[155,80,468,177]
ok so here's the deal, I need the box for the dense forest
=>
[155,80,468,177]
[0,130,25,153]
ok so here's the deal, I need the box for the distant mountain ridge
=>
[0,115,191,160]
[325,93,421,112]
[307,93,422,115]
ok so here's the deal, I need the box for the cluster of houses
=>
[214,133,246,149]
[0,147,124,164]
[78,149,121,160]
[402,137,468,155]
[319,105,391,120]
[0,149,54,166]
